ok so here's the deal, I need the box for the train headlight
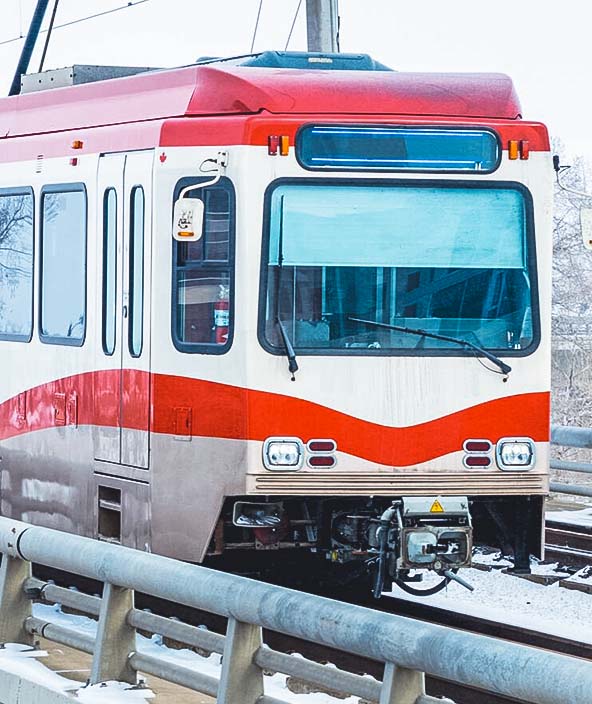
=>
[496,438,535,470]
[263,438,304,470]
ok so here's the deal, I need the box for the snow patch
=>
[546,507,592,528]
[0,641,155,703]
[563,565,592,585]
[31,603,363,703]
[385,563,592,644]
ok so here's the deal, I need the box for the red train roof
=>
[0,64,522,140]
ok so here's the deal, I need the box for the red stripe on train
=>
[0,370,550,466]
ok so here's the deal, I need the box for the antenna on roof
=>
[9,0,51,96]
[306,0,339,52]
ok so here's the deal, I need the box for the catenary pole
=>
[306,0,339,53]
[9,0,51,96]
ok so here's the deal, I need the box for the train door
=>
[120,151,153,468]
[94,151,153,469]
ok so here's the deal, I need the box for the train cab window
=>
[102,189,117,355]
[172,178,235,353]
[0,189,34,341]
[260,181,538,358]
[40,185,87,345]
[129,186,145,358]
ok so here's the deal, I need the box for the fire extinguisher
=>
[213,284,230,344]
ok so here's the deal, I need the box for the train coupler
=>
[398,496,473,571]
[369,496,473,597]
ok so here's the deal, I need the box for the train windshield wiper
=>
[276,317,299,381]
[349,317,512,376]
[275,194,298,381]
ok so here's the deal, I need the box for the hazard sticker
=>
[430,499,445,513]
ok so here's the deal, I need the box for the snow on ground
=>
[566,566,592,585]
[0,642,155,703]
[384,556,592,645]
[29,603,363,704]
[17,561,592,702]
[546,507,592,528]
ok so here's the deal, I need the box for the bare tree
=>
[0,195,33,278]
[551,140,592,479]
[0,194,34,334]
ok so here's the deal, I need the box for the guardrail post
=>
[217,617,264,704]
[90,582,136,685]
[380,663,424,704]
[0,555,33,645]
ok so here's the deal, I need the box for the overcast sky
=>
[0,0,590,159]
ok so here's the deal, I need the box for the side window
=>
[129,186,145,358]
[102,188,117,355]
[40,185,87,345]
[0,189,34,341]
[172,178,234,353]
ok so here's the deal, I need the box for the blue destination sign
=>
[297,125,500,172]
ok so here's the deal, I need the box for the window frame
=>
[102,188,118,356]
[0,186,35,343]
[39,182,88,347]
[296,123,502,174]
[257,177,540,359]
[129,185,145,359]
[171,176,236,355]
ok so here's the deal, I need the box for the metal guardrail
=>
[551,425,592,497]
[0,518,591,704]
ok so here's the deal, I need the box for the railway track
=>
[545,519,592,569]
[33,564,589,704]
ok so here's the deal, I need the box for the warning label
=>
[430,499,445,513]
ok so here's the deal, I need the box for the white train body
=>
[0,54,552,589]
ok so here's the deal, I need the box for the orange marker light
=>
[520,140,530,160]
[279,135,290,156]
[508,140,519,160]
[72,140,83,149]
[177,231,194,238]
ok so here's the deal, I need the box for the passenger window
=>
[102,189,117,355]
[40,186,87,345]
[129,186,144,358]
[172,178,234,353]
[0,189,34,340]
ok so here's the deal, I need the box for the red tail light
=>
[268,135,280,155]
[307,439,337,453]
[463,440,492,453]
[308,455,336,468]
[464,455,491,468]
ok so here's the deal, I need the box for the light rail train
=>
[0,52,552,594]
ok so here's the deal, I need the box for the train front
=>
[211,67,552,595]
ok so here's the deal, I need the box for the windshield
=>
[260,181,537,355]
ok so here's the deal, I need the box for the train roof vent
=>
[194,51,393,72]
[20,64,160,94]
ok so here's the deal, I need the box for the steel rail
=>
[25,574,520,704]
[550,481,592,498]
[551,425,592,449]
[544,523,592,569]
[550,424,592,496]
[1,518,592,704]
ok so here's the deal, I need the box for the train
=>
[0,51,552,595]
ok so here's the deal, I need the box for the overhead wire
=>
[250,0,263,54]
[0,0,150,47]
[284,0,303,51]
